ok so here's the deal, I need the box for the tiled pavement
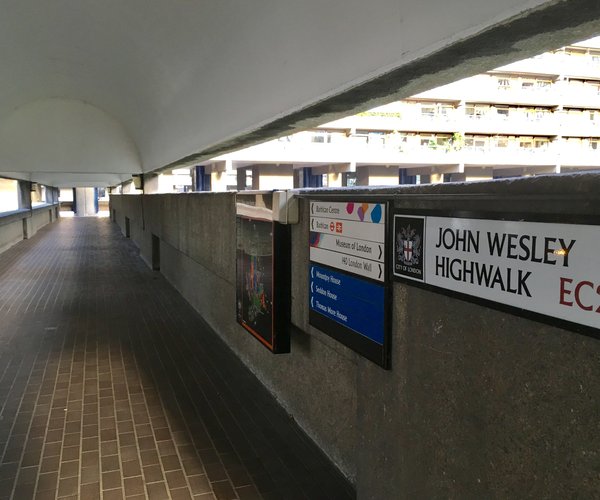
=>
[0,218,354,500]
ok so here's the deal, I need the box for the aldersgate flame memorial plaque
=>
[236,192,290,353]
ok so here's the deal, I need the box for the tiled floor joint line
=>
[0,218,354,500]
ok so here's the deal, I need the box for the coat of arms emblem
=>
[396,225,421,266]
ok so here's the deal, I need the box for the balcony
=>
[461,144,558,166]
[559,86,600,108]
[462,112,559,136]
[558,115,600,137]
[559,148,600,167]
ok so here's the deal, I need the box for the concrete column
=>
[355,165,400,186]
[327,172,343,187]
[18,180,33,238]
[293,169,302,188]
[74,188,98,216]
[143,175,160,194]
[251,166,260,190]
[17,180,32,210]
[355,167,370,186]
[236,168,246,190]
[464,167,493,182]
[211,171,228,192]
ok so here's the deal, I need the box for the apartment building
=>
[179,37,600,191]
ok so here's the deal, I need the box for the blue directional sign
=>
[309,264,385,344]
[309,199,390,369]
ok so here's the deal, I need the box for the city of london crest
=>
[393,215,425,281]
[397,225,421,266]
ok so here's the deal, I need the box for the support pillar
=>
[251,166,260,190]
[327,172,343,187]
[74,188,98,216]
[17,181,32,211]
[236,168,247,191]
[143,175,160,194]
[210,171,227,192]
[355,165,400,186]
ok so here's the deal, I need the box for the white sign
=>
[393,214,600,330]
[310,201,386,281]
[310,247,384,281]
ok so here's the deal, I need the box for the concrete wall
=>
[0,211,28,254]
[0,204,59,255]
[111,173,600,499]
[29,205,56,234]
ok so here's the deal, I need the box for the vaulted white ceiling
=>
[0,0,597,187]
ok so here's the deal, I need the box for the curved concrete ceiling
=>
[0,99,140,187]
[0,0,598,187]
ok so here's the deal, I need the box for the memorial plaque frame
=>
[236,192,291,353]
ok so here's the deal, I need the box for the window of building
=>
[495,106,510,119]
[420,104,436,118]
[311,132,327,143]
[492,136,509,148]
[465,104,489,119]
[353,130,370,144]
[525,107,550,121]
[397,132,415,151]
[420,135,436,148]
[439,104,454,118]
[521,79,535,91]
[436,135,452,148]
[418,134,450,149]
[536,79,552,90]
[465,135,488,151]
[342,172,357,187]
[367,131,386,145]
[311,130,341,144]
[497,78,511,90]
[519,137,534,149]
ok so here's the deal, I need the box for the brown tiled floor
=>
[0,218,354,500]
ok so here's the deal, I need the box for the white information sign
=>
[310,201,386,282]
[393,214,600,330]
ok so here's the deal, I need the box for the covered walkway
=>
[0,218,353,500]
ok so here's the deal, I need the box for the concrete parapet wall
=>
[30,205,56,235]
[0,211,28,254]
[110,173,600,499]
[0,204,59,255]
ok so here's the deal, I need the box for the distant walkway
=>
[0,218,354,500]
